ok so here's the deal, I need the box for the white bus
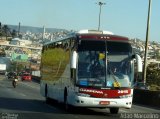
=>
[40,30,142,114]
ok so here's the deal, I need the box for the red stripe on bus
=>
[79,35,128,41]
[79,87,131,98]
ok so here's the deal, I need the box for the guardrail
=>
[31,76,40,83]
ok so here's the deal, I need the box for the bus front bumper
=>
[70,96,132,109]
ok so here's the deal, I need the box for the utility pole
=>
[96,1,106,31]
[143,0,152,84]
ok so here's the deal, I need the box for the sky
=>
[0,0,160,42]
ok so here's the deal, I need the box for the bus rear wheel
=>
[110,107,119,114]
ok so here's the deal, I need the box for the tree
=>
[0,22,2,39]
[0,32,2,40]
[11,29,17,38]
[2,25,11,40]
[146,64,160,86]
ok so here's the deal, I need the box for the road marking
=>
[19,93,26,97]
[6,88,11,91]
[21,81,39,90]
[120,109,128,113]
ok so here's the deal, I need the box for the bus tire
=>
[110,107,119,114]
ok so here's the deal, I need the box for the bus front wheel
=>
[110,107,119,114]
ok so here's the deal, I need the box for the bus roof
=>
[77,34,129,41]
[76,30,129,41]
[43,29,129,46]
[77,29,114,35]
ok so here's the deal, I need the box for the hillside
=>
[8,25,67,33]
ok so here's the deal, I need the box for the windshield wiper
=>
[108,66,121,88]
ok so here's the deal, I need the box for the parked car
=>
[21,73,32,81]
[134,82,149,90]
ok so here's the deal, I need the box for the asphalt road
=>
[0,75,159,119]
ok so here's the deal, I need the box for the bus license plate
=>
[99,101,110,105]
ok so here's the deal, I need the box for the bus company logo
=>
[79,88,103,94]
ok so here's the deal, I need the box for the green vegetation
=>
[149,84,160,91]
[146,63,160,90]
[8,61,29,73]
[0,22,18,40]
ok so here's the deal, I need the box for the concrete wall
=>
[133,89,160,108]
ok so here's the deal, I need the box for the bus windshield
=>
[77,40,132,88]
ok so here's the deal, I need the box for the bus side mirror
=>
[133,54,143,72]
[71,51,77,69]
